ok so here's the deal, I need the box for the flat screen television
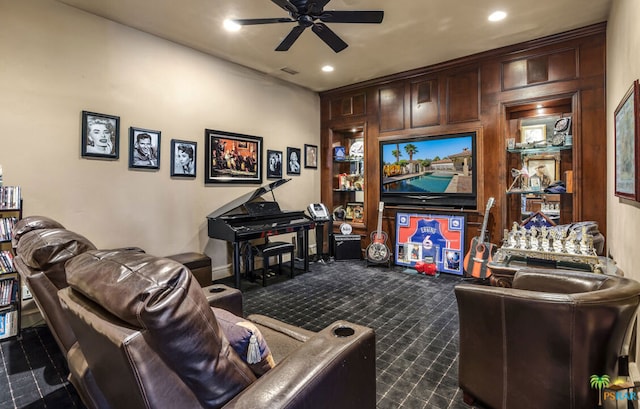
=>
[380,132,477,209]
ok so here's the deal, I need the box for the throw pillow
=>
[212,307,275,376]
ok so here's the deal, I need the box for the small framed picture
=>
[81,111,119,159]
[334,146,346,160]
[304,144,318,169]
[287,147,301,175]
[267,150,283,179]
[520,124,546,144]
[129,127,160,169]
[171,139,197,177]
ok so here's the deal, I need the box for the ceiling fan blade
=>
[232,17,295,25]
[319,10,384,24]
[311,23,348,53]
[271,0,298,14]
[306,0,332,14]
[275,25,306,51]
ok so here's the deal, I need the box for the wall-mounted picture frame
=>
[520,124,546,144]
[287,147,301,175]
[267,149,283,179]
[304,144,318,169]
[204,129,262,184]
[129,127,160,170]
[614,79,640,201]
[81,110,119,159]
[171,139,197,177]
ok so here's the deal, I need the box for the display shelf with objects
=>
[0,185,22,340]
[330,127,366,232]
[504,98,574,226]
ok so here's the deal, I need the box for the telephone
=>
[307,203,330,221]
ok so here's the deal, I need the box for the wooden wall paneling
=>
[548,49,577,82]
[410,79,440,128]
[577,87,607,233]
[329,93,366,120]
[527,56,549,84]
[502,59,527,91]
[378,85,405,132]
[447,67,480,123]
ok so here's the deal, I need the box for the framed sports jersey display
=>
[394,212,466,275]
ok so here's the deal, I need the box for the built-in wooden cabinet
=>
[321,23,606,254]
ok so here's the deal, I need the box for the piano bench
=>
[250,241,295,287]
[167,252,212,287]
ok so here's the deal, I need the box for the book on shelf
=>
[0,309,18,339]
[0,186,21,210]
[0,278,17,306]
[0,251,14,273]
[0,216,18,241]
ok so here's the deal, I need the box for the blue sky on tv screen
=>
[381,134,472,164]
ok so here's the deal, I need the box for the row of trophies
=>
[502,222,597,256]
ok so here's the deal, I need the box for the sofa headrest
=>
[64,250,256,406]
[65,250,195,327]
[12,215,65,249]
[17,228,96,271]
[512,269,611,293]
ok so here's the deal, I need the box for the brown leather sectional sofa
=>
[13,216,376,409]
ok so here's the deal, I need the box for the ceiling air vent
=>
[280,67,299,75]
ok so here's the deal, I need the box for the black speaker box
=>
[333,234,362,260]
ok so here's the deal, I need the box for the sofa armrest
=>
[202,284,243,316]
[223,320,376,409]
[247,314,316,342]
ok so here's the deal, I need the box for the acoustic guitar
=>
[463,197,496,279]
[366,201,390,264]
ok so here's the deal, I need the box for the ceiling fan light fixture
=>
[223,19,242,32]
[488,11,507,22]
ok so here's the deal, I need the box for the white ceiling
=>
[56,0,612,92]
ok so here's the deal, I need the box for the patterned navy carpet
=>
[0,259,475,409]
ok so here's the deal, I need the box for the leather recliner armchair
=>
[11,216,244,409]
[58,249,376,409]
[455,269,640,409]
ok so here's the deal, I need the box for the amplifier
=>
[333,234,362,260]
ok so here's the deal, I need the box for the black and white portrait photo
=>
[129,127,160,169]
[287,147,301,175]
[81,111,120,159]
[267,149,283,179]
[171,139,197,177]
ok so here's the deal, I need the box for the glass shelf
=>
[506,190,571,195]
[507,145,572,154]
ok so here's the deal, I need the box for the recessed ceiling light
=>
[488,11,507,22]
[322,65,334,72]
[223,19,241,32]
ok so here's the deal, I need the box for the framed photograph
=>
[267,150,283,179]
[345,202,363,222]
[287,147,301,175]
[520,124,546,144]
[81,111,119,159]
[129,127,160,169]
[171,139,197,177]
[334,146,346,160]
[525,156,557,188]
[614,80,640,201]
[204,129,262,184]
[304,144,318,169]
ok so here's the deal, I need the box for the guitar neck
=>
[376,201,384,236]
[478,198,494,243]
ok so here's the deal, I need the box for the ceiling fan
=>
[230,0,384,53]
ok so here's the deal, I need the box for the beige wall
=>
[607,0,640,281]
[0,0,320,278]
